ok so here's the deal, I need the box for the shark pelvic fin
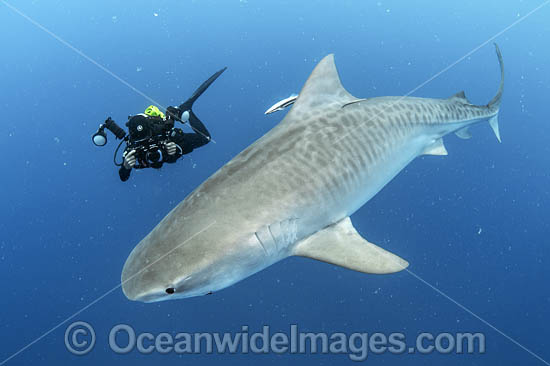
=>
[489,115,501,143]
[293,217,408,274]
[455,127,472,139]
[423,138,448,156]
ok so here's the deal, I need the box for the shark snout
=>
[121,216,268,302]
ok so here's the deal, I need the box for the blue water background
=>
[1,0,549,364]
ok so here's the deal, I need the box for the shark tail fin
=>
[486,44,504,142]
[489,115,501,143]
[487,43,504,110]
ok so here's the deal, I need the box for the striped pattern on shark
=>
[121,45,504,302]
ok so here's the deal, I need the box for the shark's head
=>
[121,215,266,303]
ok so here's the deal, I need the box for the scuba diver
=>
[92,67,226,182]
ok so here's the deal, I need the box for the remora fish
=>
[265,94,298,114]
[122,45,504,302]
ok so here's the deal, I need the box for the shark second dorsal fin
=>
[285,55,358,120]
[449,90,472,104]
[450,91,466,99]
[448,90,470,103]
[292,217,408,274]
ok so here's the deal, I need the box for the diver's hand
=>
[164,142,177,156]
[123,149,137,169]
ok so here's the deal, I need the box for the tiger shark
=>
[122,45,504,302]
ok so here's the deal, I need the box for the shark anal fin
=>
[422,138,448,156]
[293,217,408,274]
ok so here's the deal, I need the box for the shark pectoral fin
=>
[489,115,501,143]
[422,138,448,156]
[293,217,408,274]
[455,127,472,140]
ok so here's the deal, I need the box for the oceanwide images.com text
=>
[65,322,485,361]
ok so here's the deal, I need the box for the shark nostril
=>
[165,287,175,294]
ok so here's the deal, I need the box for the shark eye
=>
[165,287,175,294]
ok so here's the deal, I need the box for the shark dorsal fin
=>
[448,90,470,103]
[285,55,357,120]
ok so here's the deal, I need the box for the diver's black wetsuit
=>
[118,108,211,182]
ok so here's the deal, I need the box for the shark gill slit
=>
[254,232,269,256]
[267,224,279,251]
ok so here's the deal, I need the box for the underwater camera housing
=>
[125,115,176,169]
[91,115,176,169]
[127,134,171,169]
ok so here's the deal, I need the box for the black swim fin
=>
[179,67,227,112]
